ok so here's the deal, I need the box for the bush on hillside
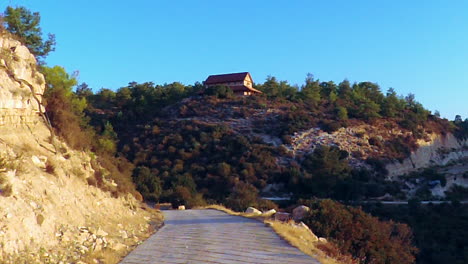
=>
[204,85,233,99]
[225,181,259,212]
[301,199,418,264]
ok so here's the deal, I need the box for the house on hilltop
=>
[204,72,262,96]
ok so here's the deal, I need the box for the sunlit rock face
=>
[386,133,468,178]
[0,35,46,114]
[0,35,47,127]
[0,34,157,263]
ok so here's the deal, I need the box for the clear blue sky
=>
[1,0,467,119]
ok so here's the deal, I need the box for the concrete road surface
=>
[120,209,319,264]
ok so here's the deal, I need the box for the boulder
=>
[274,212,290,221]
[263,209,276,217]
[292,205,310,221]
[178,205,185,210]
[245,207,261,215]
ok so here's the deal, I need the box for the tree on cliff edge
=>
[3,6,55,61]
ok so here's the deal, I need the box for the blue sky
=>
[1,0,467,119]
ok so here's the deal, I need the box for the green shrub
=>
[204,85,233,99]
[321,120,342,133]
[132,166,162,202]
[225,181,259,212]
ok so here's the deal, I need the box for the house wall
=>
[244,75,253,88]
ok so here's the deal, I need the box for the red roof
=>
[205,72,252,85]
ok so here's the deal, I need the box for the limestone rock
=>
[0,34,161,262]
[386,134,468,178]
[245,207,261,215]
[318,237,327,243]
[31,155,46,168]
[0,37,46,114]
[96,228,108,237]
[263,209,277,217]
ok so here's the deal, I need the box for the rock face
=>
[0,34,161,263]
[0,36,45,111]
[0,35,46,129]
[288,121,468,179]
[386,133,468,178]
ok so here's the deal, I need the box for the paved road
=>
[120,209,319,264]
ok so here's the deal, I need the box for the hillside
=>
[84,85,467,264]
[0,34,161,263]
[83,81,467,205]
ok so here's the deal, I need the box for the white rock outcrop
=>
[386,133,468,178]
[0,35,46,129]
[0,37,45,111]
[0,34,161,263]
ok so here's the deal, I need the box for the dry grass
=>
[265,220,349,264]
[204,204,347,264]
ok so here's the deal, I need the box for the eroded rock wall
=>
[0,36,45,122]
[386,133,468,178]
[0,34,161,263]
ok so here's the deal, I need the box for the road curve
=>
[120,209,319,264]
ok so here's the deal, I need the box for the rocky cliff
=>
[0,37,46,124]
[286,118,468,180]
[386,133,468,179]
[0,34,160,263]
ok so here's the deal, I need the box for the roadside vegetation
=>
[363,201,468,264]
